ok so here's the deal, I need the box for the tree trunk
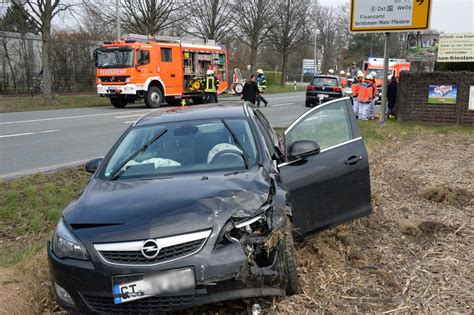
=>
[280,51,288,86]
[1,37,17,93]
[250,45,257,73]
[42,23,53,99]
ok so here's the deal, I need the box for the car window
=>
[286,100,353,151]
[137,50,150,66]
[311,77,338,87]
[102,119,257,180]
[160,48,172,62]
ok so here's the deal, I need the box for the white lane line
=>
[0,110,150,125]
[0,129,60,139]
[269,102,295,107]
[115,113,148,119]
[124,121,136,124]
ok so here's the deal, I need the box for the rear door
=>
[157,45,182,96]
[279,98,371,236]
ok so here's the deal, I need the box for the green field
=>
[428,97,457,104]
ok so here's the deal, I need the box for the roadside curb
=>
[0,159,90,180]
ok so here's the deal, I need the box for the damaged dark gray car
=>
[48,98,372,314]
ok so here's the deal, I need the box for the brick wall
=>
[396,71,474,126]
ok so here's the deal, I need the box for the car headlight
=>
[125,77,131,83]
[52,218,89,260]
[216,206,272,246]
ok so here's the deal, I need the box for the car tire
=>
[305,100,311,107]
[234,83,244,94]
[110,97,127,108]
[283,222,299,295]
[145,86,163,108]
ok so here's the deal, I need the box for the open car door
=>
[278,98,372,237]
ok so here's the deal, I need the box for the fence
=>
[396,71,474,126]
[0,31,100,94]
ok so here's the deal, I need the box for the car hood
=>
[63,168,272,242]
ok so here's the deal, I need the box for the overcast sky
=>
[327,0,474,33]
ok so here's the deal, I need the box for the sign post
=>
[350,0,431,123]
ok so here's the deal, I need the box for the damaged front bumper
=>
[48,208,290,314]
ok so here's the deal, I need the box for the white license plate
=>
[318,94,329,99]
[112,268,195,304]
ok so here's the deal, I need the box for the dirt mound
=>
[421,184,473,205]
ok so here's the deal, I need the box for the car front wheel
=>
[283,222,299,295]
[110,97,127,108]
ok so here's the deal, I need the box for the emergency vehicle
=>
[94,35,228,108]
[362,58,411,86]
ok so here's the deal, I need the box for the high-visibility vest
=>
[351,79,361,95]
[357,81,374,103]
[370,80,378,97]
[205,76,219,93]
[257,74,267,92]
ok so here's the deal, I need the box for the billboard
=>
[428,85,457,104]
[350,0,431,33]
[437,33,474,63]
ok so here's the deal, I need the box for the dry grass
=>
[278,131,474,313]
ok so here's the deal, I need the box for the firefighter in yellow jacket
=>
[205,70,219,103]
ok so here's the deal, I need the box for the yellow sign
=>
[350,0,431,33]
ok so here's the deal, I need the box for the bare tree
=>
[83,0,185,37]
[233,0,275,71]
[12,0,75,99]
[314,5,340,72]
[268,0,310,85]
[181,0,234,43]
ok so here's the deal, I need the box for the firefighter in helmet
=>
[352,70,365,118]
[328,69,335,75]
[205,69,219,104]
[256,69,268,107]
[357,74,375,120]
[368,71,378,119]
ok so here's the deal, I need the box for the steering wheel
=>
[209,149,244,164]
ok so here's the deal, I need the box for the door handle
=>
[345,155,363,165]
[170,74,176,78]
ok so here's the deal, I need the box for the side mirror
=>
[289,140,320,159]
[85,158,103,174]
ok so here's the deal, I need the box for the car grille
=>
[83,294,196,314]
[94,229,211,266]
[99,239,204,265]
[99,76,129,82]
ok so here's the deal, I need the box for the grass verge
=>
[0,94,110,113]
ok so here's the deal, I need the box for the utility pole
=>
[379,32,390,124]
[116,0,121,40]
[314,30,318,75]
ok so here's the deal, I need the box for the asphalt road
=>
[0,92,309,178]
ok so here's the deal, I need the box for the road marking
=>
[124,121,136,124]
[115,114,148,119]
[270,102,295,107]
[0,129,59,139]
[0,110,151,125]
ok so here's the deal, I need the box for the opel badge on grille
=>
[141,239,160,259]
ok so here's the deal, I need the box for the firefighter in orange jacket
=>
[368,71,378,119]
[351,71,364,117]
[357,74,375,120]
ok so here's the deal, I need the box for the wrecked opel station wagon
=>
[48,98,372,314]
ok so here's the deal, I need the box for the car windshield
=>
[101,119,258,180]
[96,48,134,68]
[311,77,338,86]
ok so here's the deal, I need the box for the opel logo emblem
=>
[141,239,160,259]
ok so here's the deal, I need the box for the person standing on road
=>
[387,75,398,119]
[241,75,259,107]
[352,71,364,118]
[368,71,378,119]
[205,69,219,103]
[357,74,375,120]
[256,69,268,107]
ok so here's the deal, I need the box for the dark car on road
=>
[306,75,343,107]
[48,98,372,314]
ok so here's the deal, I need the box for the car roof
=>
[134,104,249,126]
[313,75,339,79]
